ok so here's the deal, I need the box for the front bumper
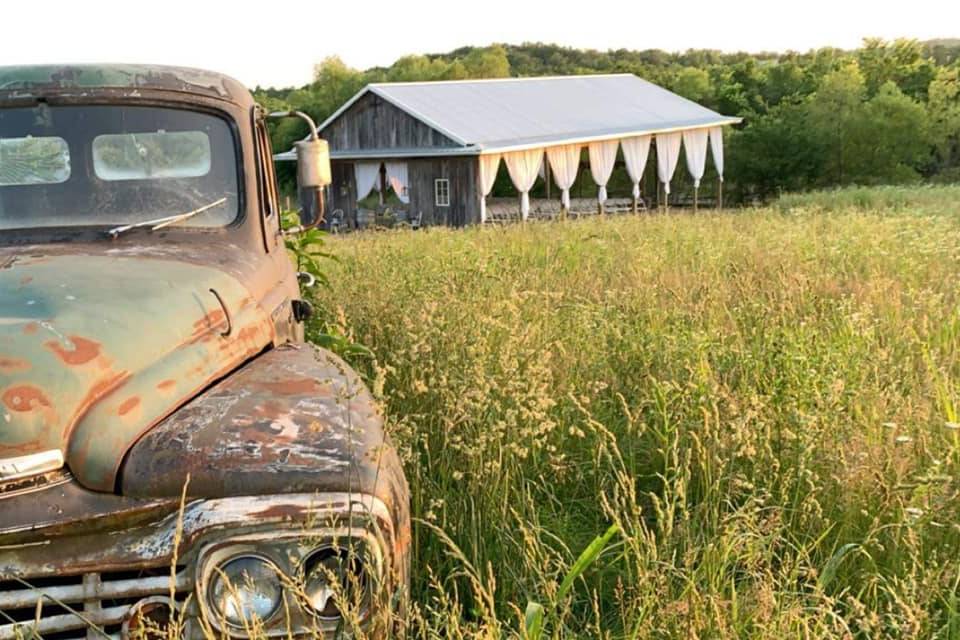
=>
[0,492,407,639]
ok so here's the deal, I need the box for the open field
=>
[309,187,960,638]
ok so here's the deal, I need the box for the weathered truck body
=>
[0,65,409,639]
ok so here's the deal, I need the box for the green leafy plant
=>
[523,524,620,640]
[281,211,373,364]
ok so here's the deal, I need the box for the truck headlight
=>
[207,555,283,628]
[303,546,372,620]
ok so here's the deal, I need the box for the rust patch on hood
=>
[0,357,30,373]
[3,385,52,413]
[255,377,327,396]
[44,335,102,366]
[118,396,141,416]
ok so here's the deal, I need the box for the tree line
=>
[256,39,960,203]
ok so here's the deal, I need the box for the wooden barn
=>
[277,74,740,228]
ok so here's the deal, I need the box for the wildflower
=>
[451,471,464,481]
[905,507,924,518]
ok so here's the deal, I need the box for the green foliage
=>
[312,187,960,637]
[281,210,332,289]
[254,38,960,206]
[524,524,619,640]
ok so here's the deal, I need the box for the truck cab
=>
[0,65,409,639]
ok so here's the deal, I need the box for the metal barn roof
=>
[319,74,740,154]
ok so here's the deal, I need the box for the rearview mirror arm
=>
[267,110,326,233]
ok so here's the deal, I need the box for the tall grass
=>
[310,195,960,638]
[777,184,960,215]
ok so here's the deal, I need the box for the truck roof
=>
[0,64,253,106]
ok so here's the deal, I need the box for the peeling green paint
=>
[0,253,274,491]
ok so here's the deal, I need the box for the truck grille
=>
[0,567,190,640]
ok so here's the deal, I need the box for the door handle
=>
[209,288,232,337]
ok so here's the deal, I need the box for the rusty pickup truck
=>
[0,65,410,639]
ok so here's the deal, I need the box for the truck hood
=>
[0,252,275,492]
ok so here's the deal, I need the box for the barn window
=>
[434,178,450,207]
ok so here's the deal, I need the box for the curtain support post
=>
[718,178,723,210]
[694,186,699,213]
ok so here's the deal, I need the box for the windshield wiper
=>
[106,197,228,239]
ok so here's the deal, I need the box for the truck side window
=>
[255,120,280,219]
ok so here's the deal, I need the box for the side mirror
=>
[296,138,332,188]
[295,139,331,228]
[269,110,332,231]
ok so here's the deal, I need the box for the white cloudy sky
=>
[3,0,956,88]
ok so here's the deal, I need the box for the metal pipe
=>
[268,111,320,141]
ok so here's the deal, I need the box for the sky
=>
[2,0,957,89]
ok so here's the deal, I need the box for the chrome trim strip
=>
[0,573,191,610]
[0,450,64,482]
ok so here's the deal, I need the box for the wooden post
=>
[717,178,723,210]
[694,186,699,213]
[632,192,638,214]
[544,155,551,202]
[378,163,386,207]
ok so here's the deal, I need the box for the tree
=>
[727,103,825,199]
[671,67,713,104]
[462,45,511,78]
[928,66,960,176]
[848,81,930,183]
[807,63,867,185]
[857,38,937,100]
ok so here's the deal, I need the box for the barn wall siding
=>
[328,160,358,226]
[321,93,460,151]
[326,157,479,228]
[408,157,480,227]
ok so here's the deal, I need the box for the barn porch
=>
[278,74,741,229]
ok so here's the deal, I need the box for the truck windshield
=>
[0,104,239,231]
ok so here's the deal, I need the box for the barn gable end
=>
[320,91,462,152]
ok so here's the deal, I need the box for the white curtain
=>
[682,129,710,189]
[478,153,501,223]
[354,161,381,201]
[655,132,683,195]
[546,144,581,209]
[588,140,619,204]
[709,126,725,182]
[385,161,409,203]
[621,135,651,200]
[503,148,543,220]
